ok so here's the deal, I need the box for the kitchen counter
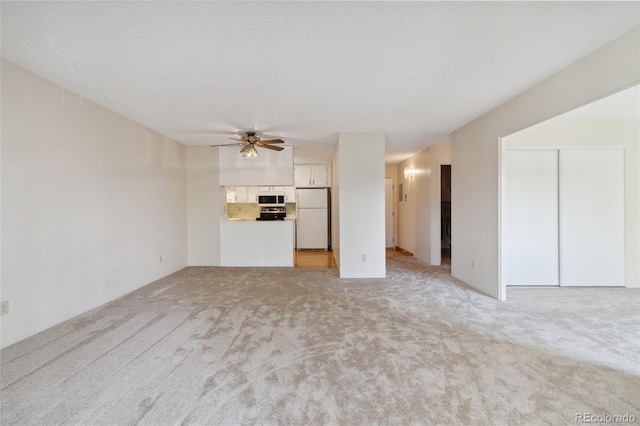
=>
[223,217,296,222]
[220,218,294,267]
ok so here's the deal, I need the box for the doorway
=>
[441,165,452,260]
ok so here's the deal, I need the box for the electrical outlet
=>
[1,300,9,316]
[361,254,367,262]
[159,255,163,263]
[471,260,475,269]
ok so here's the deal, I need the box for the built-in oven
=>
[257,192,285,207]
[256,207,286,221]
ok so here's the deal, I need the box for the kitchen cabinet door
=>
[284,186,296,202]
[234,187,249,202]
[226,187,236,202]
[294,164,331,187]
[294,165,312,187]
[226,186,255,203]
[246,187,259,203]
[311,165,330,187]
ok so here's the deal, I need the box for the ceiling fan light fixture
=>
[240,144,259,158]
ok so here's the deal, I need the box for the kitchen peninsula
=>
[220,217,295,267]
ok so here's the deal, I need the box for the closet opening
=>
[441,165,452,260]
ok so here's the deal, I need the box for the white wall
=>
[331,144,340,269]
[335,133,385,278]
[385,164,398,248]
[504,116,640,288]
[1,60,188,347]
[187,146,221,266]
[452,27,639,299]
[397,143,451,264]
[397,156,416,254]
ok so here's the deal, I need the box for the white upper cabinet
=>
[283,186,296,202]
[294,166,312,187]
[226,186,251,203]
[219,145,294,186]
[227,186,295,203]
[294,164,331,187]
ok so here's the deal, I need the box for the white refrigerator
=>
[296,188,329,250]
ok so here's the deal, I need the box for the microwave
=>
[258,192,285,207]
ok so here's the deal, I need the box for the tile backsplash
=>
[227,203,297,219]
[227,203,260,219]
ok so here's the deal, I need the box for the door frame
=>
[385,177,396,248]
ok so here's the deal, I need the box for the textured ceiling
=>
[1,2,638,163]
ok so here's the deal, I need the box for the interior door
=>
[385,178,394,248]
[504,150,559,286]
[559,149,625,287]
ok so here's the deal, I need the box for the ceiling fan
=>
[211,131,284,158]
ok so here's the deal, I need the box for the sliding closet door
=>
[559,149,625,287]
[504,150,559,286]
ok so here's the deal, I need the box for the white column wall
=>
[452,27,639,299]
[186,146,221,266]
[1,60,188,347]
[331,144,340,269]
[336,133,385,278]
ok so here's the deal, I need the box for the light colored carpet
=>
[1,257,639,425]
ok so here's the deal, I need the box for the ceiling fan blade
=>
[257,143,284,151]
[229,137,244,141]
[210,142,243,147]
[259,139,285,144]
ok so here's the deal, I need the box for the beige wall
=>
[1,60,188,347]
[397,157,416,253]
[187,146,222,266]
[504,115,640,287]
[397,144,451,264]
[452,27,639,300]
[385,164,398,248]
